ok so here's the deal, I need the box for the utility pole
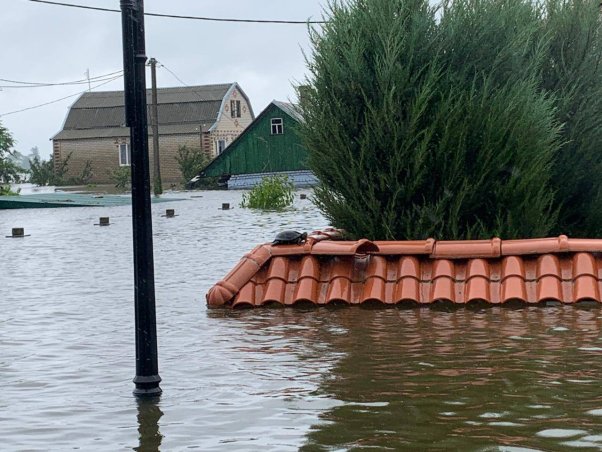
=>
[149,58,162,196]
[85,68,91,91]
[120,0,162,397]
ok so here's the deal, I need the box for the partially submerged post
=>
[120,0,161,396]
[6,228,28,238]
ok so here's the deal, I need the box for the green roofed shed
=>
[197,101,308,180]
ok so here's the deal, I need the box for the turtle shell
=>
[272,230,308,245]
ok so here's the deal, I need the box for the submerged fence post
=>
[120,0,161,396]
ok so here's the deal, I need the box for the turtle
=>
[272,230,308,246]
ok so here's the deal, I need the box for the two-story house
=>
[51,83,254,184]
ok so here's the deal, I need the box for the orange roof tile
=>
[206,231,602,307]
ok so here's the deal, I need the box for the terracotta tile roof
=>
[206,230,602,307]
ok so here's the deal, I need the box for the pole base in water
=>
[133,374,162,396]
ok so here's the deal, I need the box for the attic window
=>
[271,118,283,135]
[230,100,241,118]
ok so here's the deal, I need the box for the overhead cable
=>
[0,74,123,117]
[0,74,124,89]
[158,63,188,88]
[0,70,123,86]
[27,0,326,24]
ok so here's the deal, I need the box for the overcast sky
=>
[0,0,326,158]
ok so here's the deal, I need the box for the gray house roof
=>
[53,83,250,140]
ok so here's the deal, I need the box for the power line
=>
[27,0,327,24]
[0,72,125,89]
[0,74,123,117]
[159,64,188,87]
[0,69,123,86]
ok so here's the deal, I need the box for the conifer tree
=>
[300,0,561,240]
[538,0,602,236]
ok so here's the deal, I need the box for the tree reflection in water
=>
[212,304,602,450]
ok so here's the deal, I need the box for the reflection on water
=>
[2,190,602,450]
[287,306,602,450]
[212,305,602,451]
[134,397,163,451]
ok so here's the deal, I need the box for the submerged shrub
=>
[109,166,131,192]
[0,184,19,196]
[28,153,91,186]
[175,145,210,185]
[300,0,562,240]
[241,175,294,210]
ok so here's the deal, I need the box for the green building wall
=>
[200,103,308,178]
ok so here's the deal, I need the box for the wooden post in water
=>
[120,0,161,396]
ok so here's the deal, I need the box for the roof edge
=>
[51,92,86,141]
[208,82,255,133]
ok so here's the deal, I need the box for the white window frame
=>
[217,139,226,154]
[271,118,283,135]
[119,143,130,166]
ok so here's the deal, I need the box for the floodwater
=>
[2,190,602,451]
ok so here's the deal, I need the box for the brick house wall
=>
[55,133,203,185]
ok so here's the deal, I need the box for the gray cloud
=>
[1,0,325,157]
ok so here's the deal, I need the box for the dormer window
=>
[271,118,283,135]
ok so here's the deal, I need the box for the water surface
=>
[1,190,602,451]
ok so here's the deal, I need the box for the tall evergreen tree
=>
[300,0,561,240]
[538,0,602,236]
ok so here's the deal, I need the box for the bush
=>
[300,0,562,240]
[78,160,93,185]
[0,121,21,187]
[0,159,21,185]
[0,185,19,196]
[240,175,295,210]
[108,166,131,192]
[29,153,92,186]
[29,156,54,186]
[175,145,209,185]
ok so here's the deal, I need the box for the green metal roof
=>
[198,101,308,179]
[0,193,182,209]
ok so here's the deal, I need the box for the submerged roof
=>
[207,230,602,307]
[53,83,239,140]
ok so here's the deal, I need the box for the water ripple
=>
[2,191,602,450]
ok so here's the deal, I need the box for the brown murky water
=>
[2,190,602,451]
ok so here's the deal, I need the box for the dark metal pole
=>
[149,58,162,196]
[120,0,162,396]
